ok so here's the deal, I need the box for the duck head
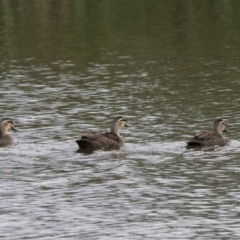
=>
[214,119,228,135]
[111,116,128,135]
[0,118,19,135]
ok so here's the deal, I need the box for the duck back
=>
[76,131,122,149]
[187,131,226,147]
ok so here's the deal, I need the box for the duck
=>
[186,118,228,148]
[76,116,129,150]
[0,118,19,147]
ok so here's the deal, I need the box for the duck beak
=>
[223,129,228,133]
[125,124,129,127]
[12,127,19,132]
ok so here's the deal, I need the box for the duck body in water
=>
[76,116,128,150]
[0,118,19,147]
[187,119,228,148]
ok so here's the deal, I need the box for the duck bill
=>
[125,124,129,127]
[223,129,228,133]
[12,127,19,132]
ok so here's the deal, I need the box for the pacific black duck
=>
[0,118,19,147]
[76,116,129,150]
[187,119,228,148]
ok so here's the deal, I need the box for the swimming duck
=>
[187,119,228,148]
[0,118,19,147]
[76,116,129,149]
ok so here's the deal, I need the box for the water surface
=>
[1,1,240,239]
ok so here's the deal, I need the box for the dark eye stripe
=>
[6,120,14,125]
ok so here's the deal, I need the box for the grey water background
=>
[1,1,240,239]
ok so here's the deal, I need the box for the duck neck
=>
[0,126,7,137]
[111,124,121,136]
[111,126,124,145]
[214,126,223,138]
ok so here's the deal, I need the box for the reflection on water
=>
[1,1,240,239]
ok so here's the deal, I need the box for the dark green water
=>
[1,1,240,239]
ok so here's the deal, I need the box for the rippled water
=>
[1,1,240,239]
